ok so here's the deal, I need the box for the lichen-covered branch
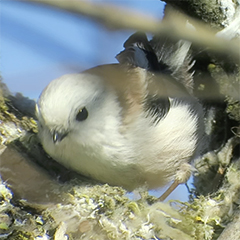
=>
[164,0,240,29]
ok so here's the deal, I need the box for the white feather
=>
[37,71,203,191]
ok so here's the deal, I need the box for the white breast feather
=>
[40,93,199,190]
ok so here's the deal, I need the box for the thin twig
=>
[26,0,240,61]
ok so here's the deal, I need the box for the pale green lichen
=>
[2,169,234,240]
[0,79,37,143]
[0,100,37,145]
[7,230,35,240]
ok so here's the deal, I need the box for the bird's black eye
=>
[76,107,88,121]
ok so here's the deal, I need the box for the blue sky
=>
[1,0,194,201]
[1,0,165,99]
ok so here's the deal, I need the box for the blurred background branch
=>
[27,0,240,61]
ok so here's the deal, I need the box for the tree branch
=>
[26,0,240,61]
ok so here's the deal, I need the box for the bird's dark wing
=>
[116,32,169,72]
[87,29,196,125]
[150,35,194,93]
[116,32,196,123]
[117,31,194,94]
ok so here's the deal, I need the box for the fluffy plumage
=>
[36,33,204,193]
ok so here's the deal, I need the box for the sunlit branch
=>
[26,0,240,61]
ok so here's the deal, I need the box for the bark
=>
[164,0,240,29]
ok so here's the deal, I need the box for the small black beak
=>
[53,131,68,144]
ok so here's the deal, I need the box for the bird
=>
[36,32,205,200]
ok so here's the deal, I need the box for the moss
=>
[7,230,34,240]
[0,81,37,138]
[33,181,233,240]
[0,97,37,145]
[20,117,38,133]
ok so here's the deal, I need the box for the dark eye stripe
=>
[76,107,88,121]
